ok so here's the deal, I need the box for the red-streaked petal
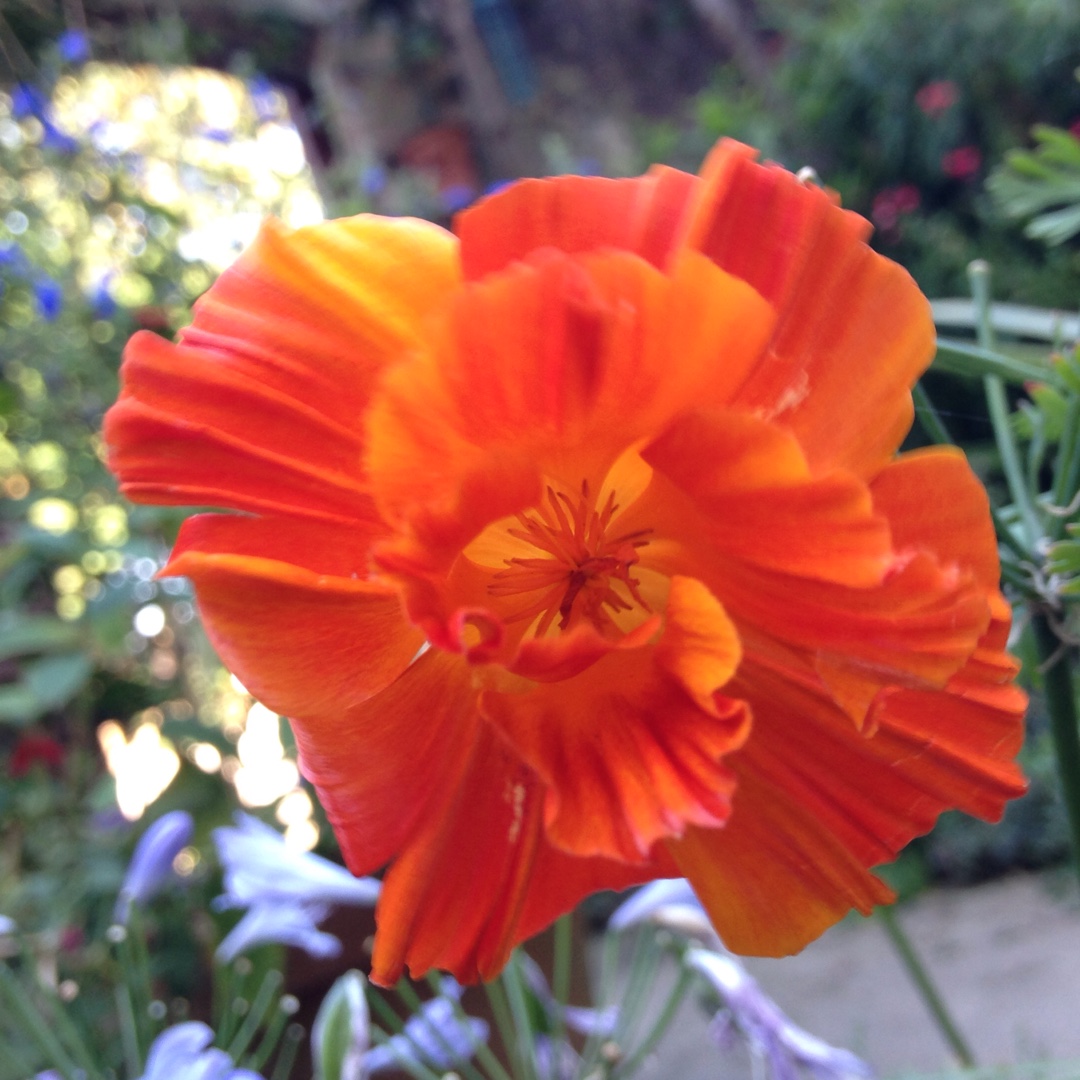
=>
[480,641,748,864]
[680,140,933,477]
[105,215,458,518]
[640,409,893,586]
[870,446,1001,589]
[668,649,1024,958]
[370,716,672,985]
[455,165,700,280]
[366,249,773,528]
[294,650,479,881]
[165,514,423,717]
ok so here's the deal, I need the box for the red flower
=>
[915,80,959,118]
[942,146,982,180]
[9,733,65,777]
[871,184,921,231]
[104,140,1026,984]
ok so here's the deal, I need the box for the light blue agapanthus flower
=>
[363,978,489,1075]
[137,1021,264,1080]
[212,813,379,963]
[613,880,873,1080]
[114,810,195,925]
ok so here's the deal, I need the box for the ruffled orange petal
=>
[371,714,673,985]
[455,164,700,280]
[294,649,479,883]
[640,409,893,586]
[870,446,1000,589]
[106,215,458,518]
[366,248,773,530]
[669,647,1025,957]
[165,513,423,717]
[680,140,934,478]
[480,591,749,863]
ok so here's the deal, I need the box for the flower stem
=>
[269,1021,304,1080]
[968,261,1045,549]
[0,963,84,1080]
[877,905,975,1067]
[228,969,283,1061]
[613,966,693,1079]
[500,953,539,1080]
[550,914,572,1050]
[1032,611,1080,888]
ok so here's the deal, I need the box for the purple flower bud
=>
[686,948,873,1080]
[363,982,488,1075]
[213,813,380,911]
[114,810,195,925]
[57,30,90,64]
[138,1021,266,1080]
[216,900,342,964]
[33,277,63,322]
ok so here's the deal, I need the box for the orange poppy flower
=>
[104,139,1026,985]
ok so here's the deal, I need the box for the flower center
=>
[486,481,652,637]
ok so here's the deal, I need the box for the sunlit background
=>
[2,60,324,849]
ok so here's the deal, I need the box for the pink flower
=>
[942,145,982,180]
[871,184,921,231]
[916,80,959,118]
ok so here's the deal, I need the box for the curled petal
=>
[107,215,459,518]
[165,514,423,717]
[456,165,700,279]
[682,140,934,477]
[671,652,1025,958]
[481,638,748,863]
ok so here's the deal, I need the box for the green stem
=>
[500,954,539,1080]
[115,982,143,1079]
[969,261,1045,549]
[227,969,283,1061]
[269,1022,304,1080]
[548,914,573,1054]
[913,380,955,446]
[1050,395,1080,539]
[613,967,693,1079]
[0,965,83,1080]
[245,996,296,1073]
[877,905,975,1067]
[577,929,623,1077]
[1032,611,1080,888]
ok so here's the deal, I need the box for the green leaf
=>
[23,652,94,712]
[0,684,45,725]
[0,615,82,661]
[933,339,1056,385]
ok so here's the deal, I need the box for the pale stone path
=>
[622,875,1080,1077]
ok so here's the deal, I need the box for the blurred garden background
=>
[2,0,1080,1077]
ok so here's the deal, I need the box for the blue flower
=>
[609,877,713,939]
[114,810,195,925]
[57,30,90,64]
[212,814,379,964]
[216,899,343,964]
[33,277,64,322]
[11,84,47,120]
[213,813,380,910]
[686,949,874,1080]
[138,1021,265,1080]
[363,979,489,1075]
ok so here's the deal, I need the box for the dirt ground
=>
[633,874,1080,1078]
